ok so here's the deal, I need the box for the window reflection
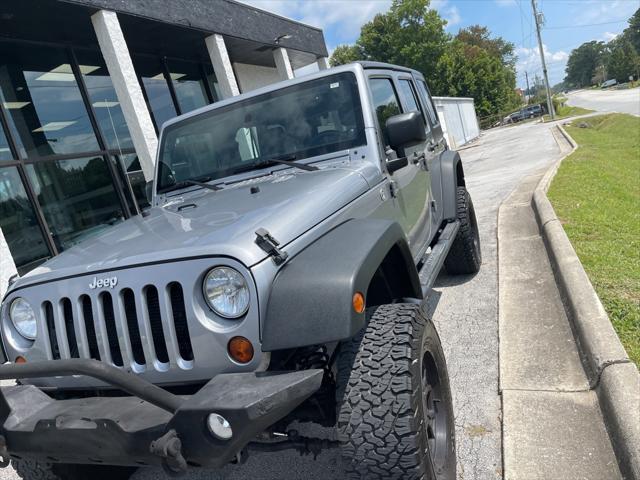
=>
[203,63,221,102]
[134,56,177,130]
[75,50,134,151]
[0,123,12,162]
[116,153,149,210]
[168,60,210,113]
[26,157,124,250]
[0,42,100,158]
[0,167,50,273]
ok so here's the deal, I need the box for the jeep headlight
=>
[203,267,250,318]
[9,298,37,340]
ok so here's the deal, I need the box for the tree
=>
[330,45,364,67]
[621,8,640,55]
[329,0,519,118]
[607,37,640,82]
[564,41,606,87]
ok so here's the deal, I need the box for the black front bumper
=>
[0,360,322,473]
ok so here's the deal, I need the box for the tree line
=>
[563,8,640,88]
[330,0,520,119]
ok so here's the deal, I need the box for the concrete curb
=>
[531,124,640,480]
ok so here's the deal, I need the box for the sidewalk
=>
[498,131,622,479]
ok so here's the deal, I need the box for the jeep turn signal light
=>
[228,336,254,364]
[352,292,365,314]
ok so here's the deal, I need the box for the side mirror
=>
[145,181,154,203]
[385,112,427,153]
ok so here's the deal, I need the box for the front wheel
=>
[336,304,456,480]
[13,459,136,480]
[445,186,481,274]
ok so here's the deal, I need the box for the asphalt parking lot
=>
[0,121,564,480]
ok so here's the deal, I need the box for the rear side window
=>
[369,78,401,145]
[416,79,439,126]
[398,79,429,130]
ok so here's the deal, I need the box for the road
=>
[0,121,564,480]
[567,87,640,117]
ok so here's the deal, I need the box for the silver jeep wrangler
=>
[0,62,480,480]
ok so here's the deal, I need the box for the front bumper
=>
[0,360,322,473]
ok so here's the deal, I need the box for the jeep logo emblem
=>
[89,276,118,289]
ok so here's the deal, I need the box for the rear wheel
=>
[336,304,456,480]
[13,459,136,480]
[445,186,481,274]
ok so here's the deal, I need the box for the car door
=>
[366,73,430,259]
[395,75,434,256]
[414,76,447,235]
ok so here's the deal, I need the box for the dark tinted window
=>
[167,60,210,113]
[0,166,51,273]
[398,79,428,129]
[158,72,366,192]
[369,78,402,145]
[0,123,12,162]
[135,56,177,130]
[75,50,134,151]
[416,79,439,126]
[26,157,125,250]
[0,43,100,157]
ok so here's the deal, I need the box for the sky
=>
[240,0,640,88]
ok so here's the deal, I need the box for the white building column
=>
[0,228,17,297]
[317,57,330,70]
[91,10,158,182]
[273,48,294,81]
[205,34,240,98]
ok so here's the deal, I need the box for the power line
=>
[545,19,630,30]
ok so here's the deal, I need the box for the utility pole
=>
[531,0,555,119]
[525,71,531,104]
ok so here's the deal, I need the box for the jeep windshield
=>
[157,72,366,193]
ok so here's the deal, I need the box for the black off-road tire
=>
[336,304,456,480]
[13,458,136,480]
[444,186,481,274]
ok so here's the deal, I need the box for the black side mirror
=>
[385,112,427,153]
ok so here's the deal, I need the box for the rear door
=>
[414,76,446,233]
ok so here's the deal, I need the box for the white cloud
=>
[516,44,569,85]
[603,31,619,42]
[239,0,463,44]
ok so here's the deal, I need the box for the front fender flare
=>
[261,219,421,351]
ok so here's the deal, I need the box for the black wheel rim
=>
[422,351,451,475]
[421,351,450,475]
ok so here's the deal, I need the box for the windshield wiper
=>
[262,155,319,172]
[160,177,222,194]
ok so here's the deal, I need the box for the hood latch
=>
[255,228,288,265]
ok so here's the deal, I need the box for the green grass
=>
[543,105,593,121]
[548,114,640,365]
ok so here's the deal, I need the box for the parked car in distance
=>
[523,104,543,118]
[601,79,618,88]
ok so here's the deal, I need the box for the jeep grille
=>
[42,282,194,370]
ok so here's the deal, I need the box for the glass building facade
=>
[0,39,221,275]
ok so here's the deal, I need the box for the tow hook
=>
[150,429,188,476]
[0,436,9,468]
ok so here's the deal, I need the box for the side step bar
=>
[418,220,460,296]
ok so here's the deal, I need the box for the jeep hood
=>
[16,168,369,289]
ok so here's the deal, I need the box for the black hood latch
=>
[255,228,289,265]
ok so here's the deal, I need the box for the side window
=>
[398,79,429,130]
[416,79,440,126]
[369,78,402,145]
